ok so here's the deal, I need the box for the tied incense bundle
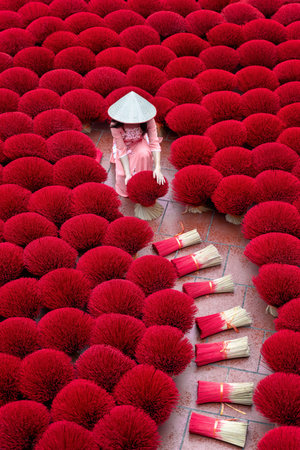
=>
[152,229,202,257]
[195,336,250,367]
[197,380,254,406]
[196,306,252,339]
[172,245,222,277]
[183,274,234,298]
[189,412,248,448]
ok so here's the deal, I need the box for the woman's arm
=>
[120,154,132,185]
[147,119,165,184]
[147,118,162,152]
[110,125,132,183]
[152,151,165,185]
[110,125,127,156]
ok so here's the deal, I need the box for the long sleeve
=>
[147,118,162,152]
[110,126,128,158]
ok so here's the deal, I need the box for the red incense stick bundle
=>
[197,381,254,406]
[189,412,248,448]
[153,229,202,257]
[196,306,252,339]
[172,245,222,277]
[183,274,234,298]
[127,171,168,221]
[195,336,250,367]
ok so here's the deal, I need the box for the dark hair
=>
[110,121,148,135]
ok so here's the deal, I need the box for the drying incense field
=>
[0,0,299,449]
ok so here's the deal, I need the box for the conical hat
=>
[108,91,157,124]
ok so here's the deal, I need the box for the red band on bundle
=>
[226,321,239,333]
[173,222,185,250]
[225,310,239,333]
[191,254,200,270]
[175,237,183,249]
[220,341,227,358]
[220,383,224,403]
[213,419,219,437]
[209,281,214,292]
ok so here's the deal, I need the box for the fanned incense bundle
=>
[195,336,250,367]
[152,229,202,257]
[127,171,169,221]
[183,274,234,298]
[197,381,254,406]
[189,412,248,448]
[172,245,222,277]
[196,306,252,339]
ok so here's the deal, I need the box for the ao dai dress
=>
[110,118,162,197]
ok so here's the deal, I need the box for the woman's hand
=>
[153,167,165,185]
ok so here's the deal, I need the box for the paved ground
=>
[91,123,275,449]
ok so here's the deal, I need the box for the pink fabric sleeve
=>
[147,118,162,152]
[110,126,128,158]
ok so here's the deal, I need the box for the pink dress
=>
[110,118,162,197]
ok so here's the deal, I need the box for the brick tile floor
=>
[91,123,275,449]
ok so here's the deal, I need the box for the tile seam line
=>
[179,409,191,450]
[204,209,215,242]
[197,364,264,374]
[256,331,266,373]
[157,201,169,233]
[221,245,231,277]
[242,285,248,308]
[95,128,104,147]
[206,241,246,249]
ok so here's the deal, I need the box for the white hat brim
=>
[108,91,157,124]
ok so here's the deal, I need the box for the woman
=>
[108,91,165,197]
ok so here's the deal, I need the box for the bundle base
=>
[82,123,92,134]
[266,305,278,317]
[225,214,244,225]
[134,202,164,221]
